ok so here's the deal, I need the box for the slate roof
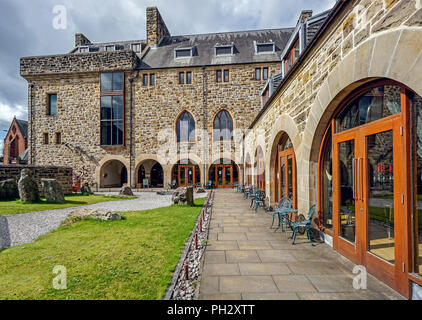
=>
[70,40,146,54]
[139,28,294,69]
[15,119,28,139]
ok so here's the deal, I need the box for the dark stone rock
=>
[0,179,19,201]
[119,186,134,196]
[80,183,93,195]
[41,179,65,204]
[18,169,40,203]
[196,188,206,194]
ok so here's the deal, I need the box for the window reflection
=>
[321,128,333,230]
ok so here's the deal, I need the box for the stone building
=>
[19,0,422,298]
[3,117,28,165]
[244,0,422,299]
[20,6,299,190]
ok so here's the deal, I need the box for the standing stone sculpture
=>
[18,169,40,203]
[172,187,194,205]
[0,179,19,201]
[41,179,65,204]
[186,187,194,206]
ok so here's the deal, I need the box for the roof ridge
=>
[166,27,295,39]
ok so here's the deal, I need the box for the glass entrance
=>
[215,165,233,188]
[275,135,297,206]
[179,165,195,187]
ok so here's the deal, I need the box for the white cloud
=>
[0,102,26,124]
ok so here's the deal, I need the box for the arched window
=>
[177,111,195,142]
[214,110,233,141]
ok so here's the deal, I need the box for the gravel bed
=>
[0,192,208,249]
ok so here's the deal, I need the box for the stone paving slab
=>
[199,190,406,300]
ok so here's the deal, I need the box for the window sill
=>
[101,145,126,150]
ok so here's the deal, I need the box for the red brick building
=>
[3,117,28,165]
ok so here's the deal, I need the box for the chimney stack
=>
[75,33,91,47]
[299,10,313,22]
[146,7,170,47]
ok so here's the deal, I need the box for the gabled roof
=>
[139,28,294,69]
[15,119,28,139]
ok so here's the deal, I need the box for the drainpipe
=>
[201,66,208,187]
[128,71,139,188]
[29,83,34,166]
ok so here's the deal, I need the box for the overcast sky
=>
[0,0,336,152]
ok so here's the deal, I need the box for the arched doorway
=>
[172,160,201,187]
[101,160,128,188]
[137,160,164,188]
[255,147,265,191]
[274,134,297,207]
[209,159,239,188]
[317,79,422,295]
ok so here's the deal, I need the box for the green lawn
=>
[0,195,136,215]
[0,198,205,300]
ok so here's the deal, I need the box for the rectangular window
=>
[175,48,192,59]
[56,132,62,145]
[255,68,261,81]
[256,43,275,54]
[131,43,141,53]
[150,74,155,86]
[48,94,57,116]
[143,74,148,86]
[105,45,115,52]
[285,39,299,74]
[224,70,230,82]
[263,67,269,80]
[186,72,192,84]
[216,70,222,83]
[43,133,49,145]
[79,47,89,53]
[179,72,185,84]
[100,72,124,146]
[215,45,233,56]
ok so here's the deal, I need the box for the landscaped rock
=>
[18,169,40,203]
[41,179,65,204]
[80,183,93,195]
[172,188,187,205]
[119,186,134,196]
[0,179,19,201]
[196,188,206,194]
[68,208,122,221]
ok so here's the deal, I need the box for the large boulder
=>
[0,179,19,201]
[80,183,93,195]
[119,186,134,196]
[68,208,122,221]
[18,169,40,203]
[172,187,194,205]
[41,179,65,204]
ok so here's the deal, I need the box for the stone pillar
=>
[163,165,173,189]
[146,7,171,47]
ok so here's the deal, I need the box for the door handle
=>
[352,158,356,200]
[357,158,361,201]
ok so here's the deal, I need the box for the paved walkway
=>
[199,189,405,300]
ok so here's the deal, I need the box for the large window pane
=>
[101,96,112,120]
[112,121,123,145]
[339,140,355,243]
[413,93,422,276]
[112,96,123,120]
[112,72,124,91]
[321,129,333,230]
[101,121,111,145]
[101,73,112,92]
[337,85,401,132]
[367,131,395,264]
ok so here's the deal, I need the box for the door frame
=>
[215,164,233,188]
[178,165,196,187]
[276,147,297,207]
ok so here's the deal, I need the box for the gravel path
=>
[0,192,207,249]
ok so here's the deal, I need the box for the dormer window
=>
[174,47,195,59]
[284,38,300,74]
[255,41,275,54]
[105,45,115,52]
[131,43,141,53]
[215,43,234,56]
[78,46,89,53]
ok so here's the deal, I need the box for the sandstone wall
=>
[0,165,73,195]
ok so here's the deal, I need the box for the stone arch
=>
[300,27,422,213]
[98,157,130,188]
[265,114,300,202]
[135,158,164,188]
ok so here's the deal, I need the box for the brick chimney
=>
[146,7,170,47]
[299,10,313,22]
[75,33,91,47]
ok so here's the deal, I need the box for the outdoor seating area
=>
[236,185,314,246]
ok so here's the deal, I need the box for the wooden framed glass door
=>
[215,165,233,188]
[333,116,405,292]
[179,165,195,187]
[277,147,297,207]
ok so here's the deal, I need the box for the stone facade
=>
[244,0,422,212]
[0,165,72,195]
[146,6,171,47]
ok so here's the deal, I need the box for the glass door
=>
[179,165,195,187]
[215,165,233,188]
[277,147,297,207]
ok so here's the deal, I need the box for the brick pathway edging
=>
[163,191,214,300]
